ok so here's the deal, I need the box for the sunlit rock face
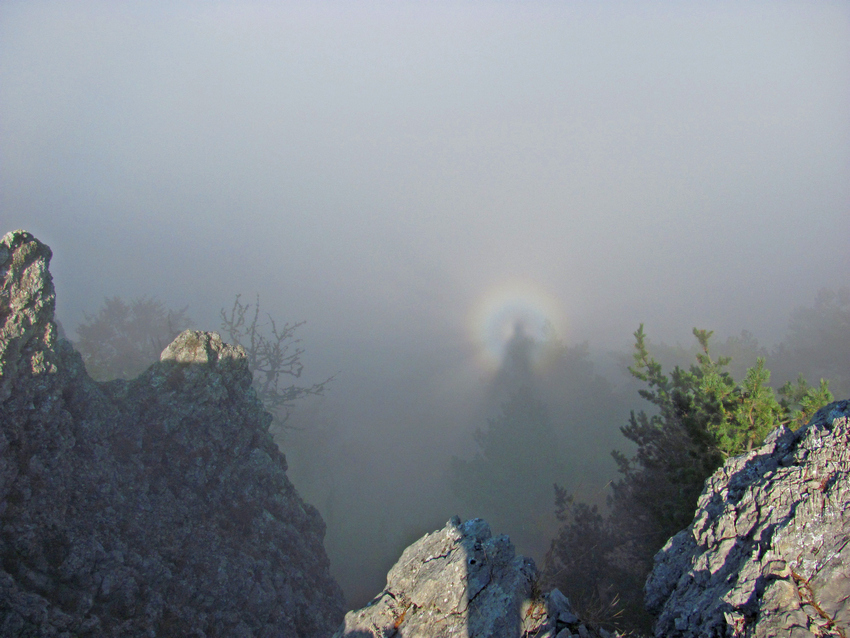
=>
[333,516,616,638]
[0,230,344,637]
[646,400,850,638]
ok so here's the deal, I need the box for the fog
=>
[2,0,849,607]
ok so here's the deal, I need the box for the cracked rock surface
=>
[333,516,618,638]
[646,400,850,638]
[0,230,344,637]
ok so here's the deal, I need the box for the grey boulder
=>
[646,400,850,638]
[334,516,617,638]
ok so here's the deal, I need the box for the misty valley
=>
[2,3,848,635]
[3,230,847,636]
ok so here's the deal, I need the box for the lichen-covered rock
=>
[0,230,344,637]
[645,400,850,638]
[0,230,59,403]
[333,516,619,638]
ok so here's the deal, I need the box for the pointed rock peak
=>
[160,329,246,366]
[0,230,345,636]
[0,230,57,403]
[335,517,618,638]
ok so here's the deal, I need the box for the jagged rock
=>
[333,516,617,638]
[0,230,344,637]
[646,400,850,638]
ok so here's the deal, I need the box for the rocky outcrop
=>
[646,400,850,638]
[333,516,618,638]
[0,230,344,637]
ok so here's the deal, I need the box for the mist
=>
[2,0,848,608]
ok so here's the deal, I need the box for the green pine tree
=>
[545,324,834,635]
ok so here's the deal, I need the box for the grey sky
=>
[3,0,850,606]
[2,0,849,362]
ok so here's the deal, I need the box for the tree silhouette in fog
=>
[75,296,190,380]
[450,324,624,561]
[220,294,332,430]
[771,287,850,397]
[74,295,329,431]
[450,383,560,558]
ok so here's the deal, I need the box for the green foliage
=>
[717,358,781,453]
[545,324,834,635]
[611,326,724,545]
[75,296,190,381]
[615,324,832,539]
[624,324,831,461]
[778,375,834,431]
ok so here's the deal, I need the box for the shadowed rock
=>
[646,400,850,638]
[333,516,618,638]
[0,230,344,637]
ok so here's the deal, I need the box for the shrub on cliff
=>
[544,324,833,634]
[75,294,330,430]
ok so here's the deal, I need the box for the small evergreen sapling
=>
[544,324,834,635]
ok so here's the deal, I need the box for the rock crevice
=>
[334,516,618,638]
[646,400,850,638]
